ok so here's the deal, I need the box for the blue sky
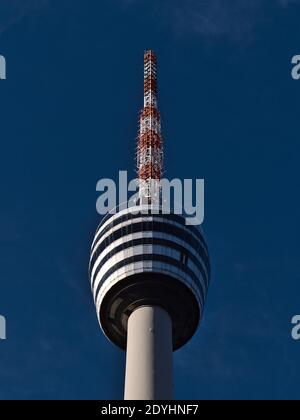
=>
[0,0,300,400]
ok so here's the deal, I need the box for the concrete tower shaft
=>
[124,306,173,400]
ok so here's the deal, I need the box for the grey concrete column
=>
[124,305,173,400]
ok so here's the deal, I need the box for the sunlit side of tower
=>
[89,51,210,400]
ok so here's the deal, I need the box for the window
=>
[181,252,188,266]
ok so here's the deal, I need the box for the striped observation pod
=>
[89,205,210,350]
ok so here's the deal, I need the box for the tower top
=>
[143,50,158,108]
[89,50,210,354]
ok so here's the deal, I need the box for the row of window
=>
[90,221,211,279]
[93,210,208,255]
[90,236,209,290]
[94,253,206,307]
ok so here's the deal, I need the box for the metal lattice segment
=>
[144,50,158,108]
[137,50,163,203]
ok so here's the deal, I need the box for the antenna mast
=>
[137,50,163,204]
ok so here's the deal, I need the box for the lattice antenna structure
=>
[137,50,163,204]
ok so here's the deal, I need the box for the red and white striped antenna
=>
[137,50,163,204]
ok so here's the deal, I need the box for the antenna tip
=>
[144,50,157,62]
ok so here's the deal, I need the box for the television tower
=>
[89,51,210,400]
